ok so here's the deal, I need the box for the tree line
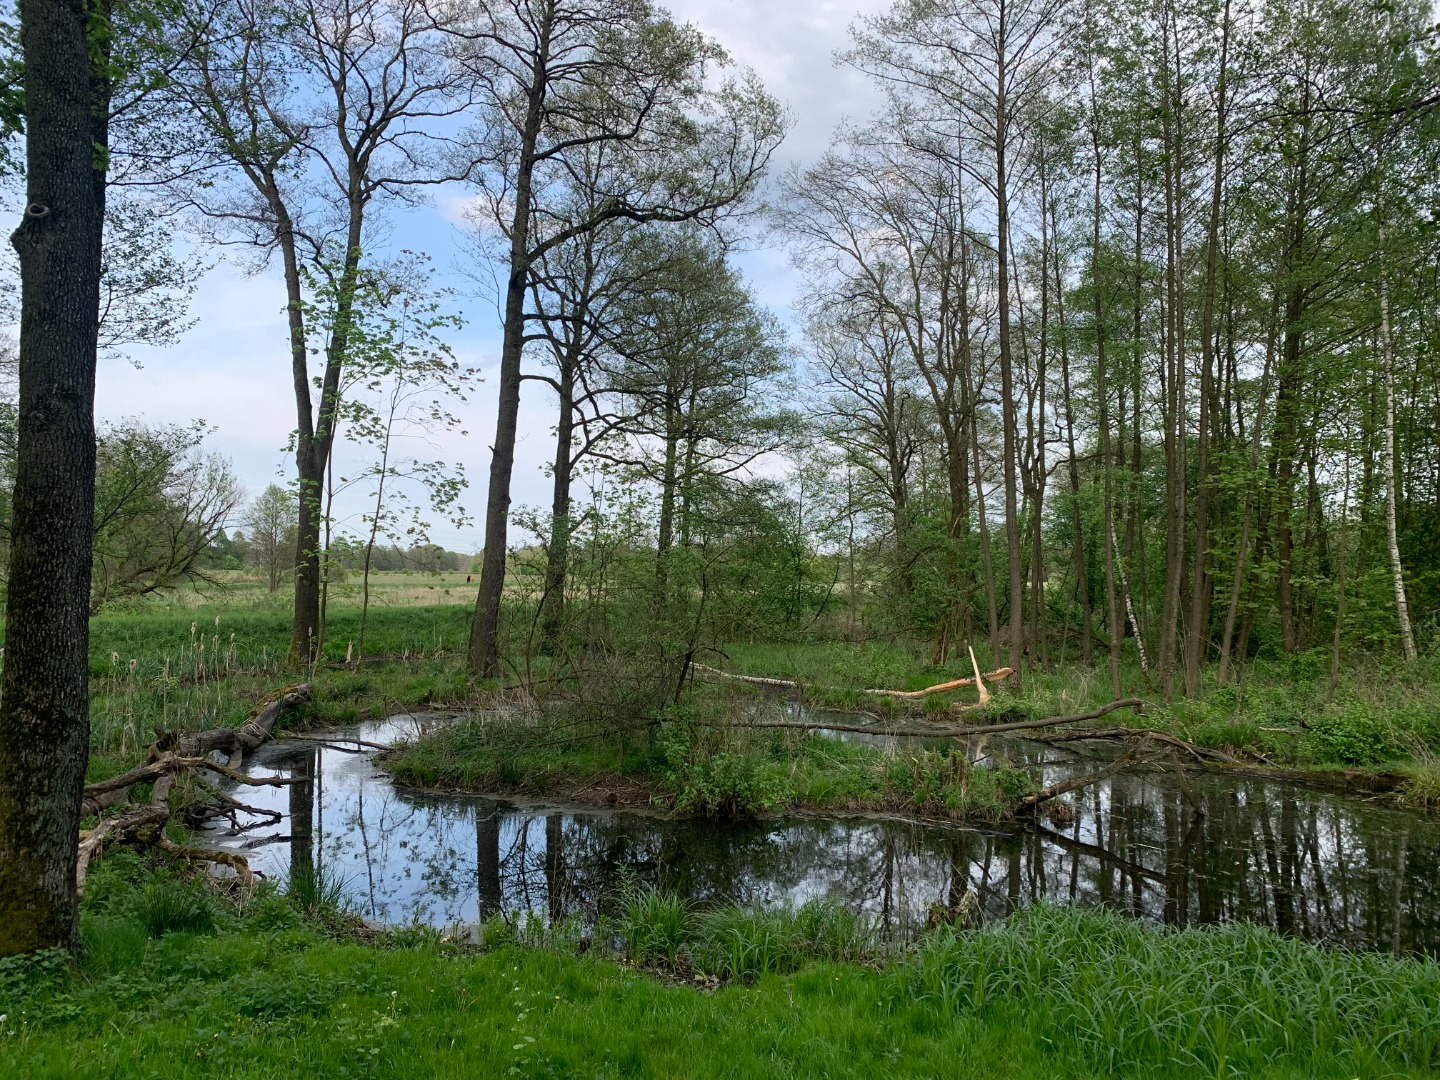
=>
[0,0,1436,956]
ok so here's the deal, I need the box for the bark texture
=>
[0,0,108,955]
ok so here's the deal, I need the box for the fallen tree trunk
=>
[1034,726,1238,764]
[76,683,312,889]
[691,662,1015,702]
[735,698,1146,740]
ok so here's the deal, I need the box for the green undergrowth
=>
[718,639,1440,791]
[383,702,1035,821]
[2,858,1438,1079]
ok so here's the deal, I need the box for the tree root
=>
[155,836,258,885]
[76,683,311,890]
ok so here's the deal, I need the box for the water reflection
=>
[202,716,1440,956]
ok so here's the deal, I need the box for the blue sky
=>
[92,0,890,553]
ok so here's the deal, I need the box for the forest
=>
[2,0,1440,1077]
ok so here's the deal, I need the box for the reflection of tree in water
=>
[225,731,1440,955]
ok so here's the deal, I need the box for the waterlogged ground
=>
[204,713,1440,955]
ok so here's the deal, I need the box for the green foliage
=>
[1301,704,1401,765]
[616,883,691,968]
[4,859,1440,1079]
[286,865,353,918]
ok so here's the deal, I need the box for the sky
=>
[92,0,893,554]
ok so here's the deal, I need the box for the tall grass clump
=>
[286,865,354,917]
[611,886,882,980]
[693,899,879,980]
[131,875,217,938]
[897,905,1440,1075]
[616,883,692,968]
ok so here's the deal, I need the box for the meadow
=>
[3,577,1436,1077]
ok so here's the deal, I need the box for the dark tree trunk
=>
[539,361,576,648]
[995,56,1023,682]
[0,0,108,955]
[1183,0,1230,696]
[470,46,548,678]
[290,221,362,665]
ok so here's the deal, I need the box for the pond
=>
[201,713,1440,956]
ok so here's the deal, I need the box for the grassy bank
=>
[50,584,1440,809]
[3,855,1437,1079]
[714,639,1440,794]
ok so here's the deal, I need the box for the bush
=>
[1301,705,1400,765]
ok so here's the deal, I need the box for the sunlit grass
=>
[3,862,1437,1080]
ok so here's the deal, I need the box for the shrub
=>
[1301,705,1400,765]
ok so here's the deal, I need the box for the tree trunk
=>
[539,360,576,649]
[1378,221,1418,661]
[470,33,552,678]
[1217,296,1278,683]
[1087,45,1122,697]
[995,51,1023,683]
[1183,0,1229,696]
[0,0,108,955]
[1157,11,1187,699]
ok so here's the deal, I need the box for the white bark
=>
[1378,221,1417,662]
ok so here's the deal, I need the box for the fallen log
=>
[735,698,1146,740]
[1033,726,1240,765]
[76,683,312,889]
[690,662,1015,703]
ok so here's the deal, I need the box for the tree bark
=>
[0,0,108,956]
[1378,220,1418,661]
[470,37,549,678]
[1183,0,1229,696]
[539,359,576,648]
[995,46,1024,684]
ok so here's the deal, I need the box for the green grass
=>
[383,702,1035,821]
[2,857,1437,1079]
[718,638,1440,782]
[901,905,1440,1076]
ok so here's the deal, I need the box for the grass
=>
[383,700,1037,821]
[902,905,1440,1076]
[717,638,1440,786]
[2,856,1437,1079]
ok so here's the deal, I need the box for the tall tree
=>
[453,0,783,676]
[847,0,1069,680]
[0,0,108,954]
[176,0,473,663]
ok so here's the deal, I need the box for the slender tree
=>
[452,0,783,676]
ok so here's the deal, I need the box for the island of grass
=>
[381,636,1440,817]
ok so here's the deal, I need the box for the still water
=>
[202,714,1440,955]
